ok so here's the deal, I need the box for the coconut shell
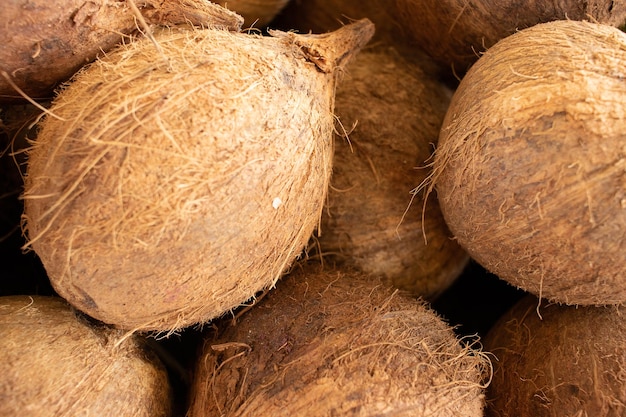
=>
[393,0,626,74]
[22,19,374,331]
[432,20,626,306]
[215,0,291,27]
[188,262,490,416]
[0,295,172,416]
[0,0,244,102]
[484,295,626,417]
[318,45,468,299]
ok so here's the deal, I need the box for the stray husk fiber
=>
[0,296,171,417]
[430,20,626,305]
[22,18,375,331]
[189,262,491,416]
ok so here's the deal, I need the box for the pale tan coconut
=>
[22,16,374,331]
[431,20,626,305]
[318,44,468,299]
[215,0,291,27]
[189,262,491,416]
[484,295,626,417]
[0,295,172,416]
[0,0,244,101]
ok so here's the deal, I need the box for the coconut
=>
[0,0,244,101]
[393,0,626,74]
[214,0,291,27]
[188,262,491,416]
[22,17,375,331]
[318,44,468,299]
[0,295,172,416]
[272,0,408,46]
[484,295,626,417]
[431,20,626,305]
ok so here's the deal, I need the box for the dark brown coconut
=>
[215,0,290,27]
[393,0,626,74]
[22,18,374,331]
[272,0,408,46]
[188,262,490,416]
[0,0,244,101]
[0,295,172,416]
[319,45,468,299]
[484,295,626,417]
[432,20,626,305]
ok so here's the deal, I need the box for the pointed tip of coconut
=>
[268,18,375,73]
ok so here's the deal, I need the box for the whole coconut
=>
[22,18,374,331]
[319,45,468,299]
[393,0,626,74]
[0,295,172,416]
[484,295,626,417]
[189,262,491,416]
[432,20,626,305]
[214,0,291,27]
[0,0,243,101]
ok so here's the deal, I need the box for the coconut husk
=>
[0,0,243,102]
[0,295,172,416]
[318,44,468,300]
[431,20,626,305]
[189,262,491,416]
[484,295,626,417]
[393,0,626,75]
[215,0,291,28]
[22,18,375,331]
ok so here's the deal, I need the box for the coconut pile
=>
[1,1,625,416]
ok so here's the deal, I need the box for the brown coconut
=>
[431,20,626,306]
[272,0,408,46]
[22,17,375,331]
[0,0,244,101]
[484,295,626,417]
[188,262,491,416]
[318,44,468,299]
[393,0,626,75]
[214,0,291,27]
[0,295,172,416]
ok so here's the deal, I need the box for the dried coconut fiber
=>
[318,44,468,299]
[22,13,375,332]
[214,0,291,27]
[430,20,626,306]
[0,295,172,417]
[189,262,491,416]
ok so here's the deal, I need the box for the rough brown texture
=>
[0,0,244,101]
[0,295,172,416]
[272,0,408,46]
[215,0,290,27]
[432,20,626,305]
[22,19,374,332]
[318,45,468,299]
[484,295,626,417]
[189,262,491,416]
[393,0,626,74]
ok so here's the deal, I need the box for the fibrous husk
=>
[432,20,626,306]
[189,262,491,416]
[484,295,626,417]
[272,0,408,46]
[22,18,374,331]
[0,295,172,417]
[318,44,468,300]
[0,0,244,101]
[214,0,291,27]
[393,0,626,75]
